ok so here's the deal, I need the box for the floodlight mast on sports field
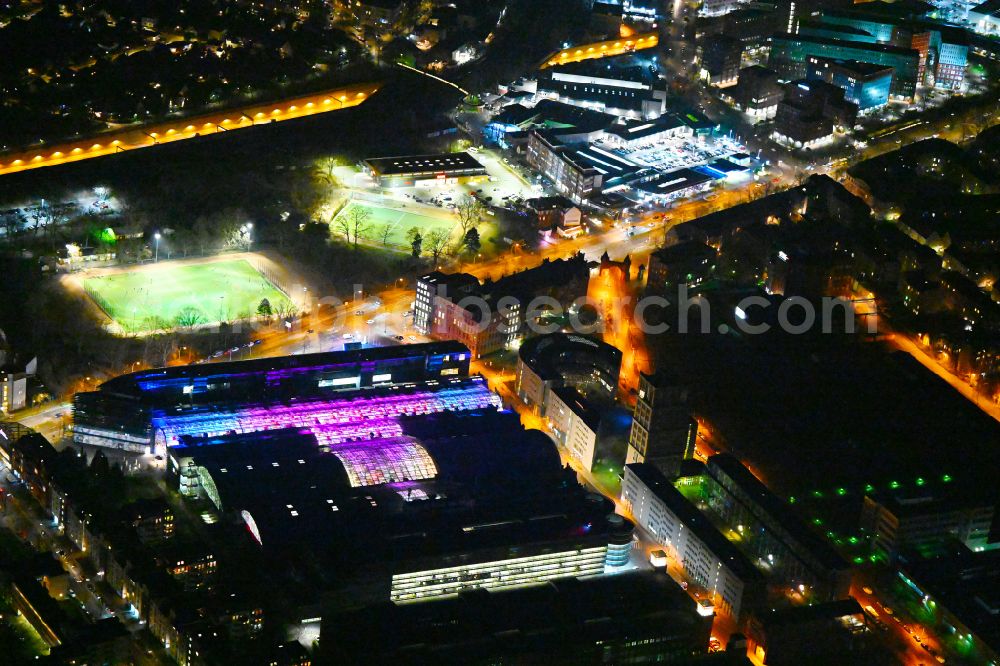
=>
[241,222,253,251]
[154,232,161,262]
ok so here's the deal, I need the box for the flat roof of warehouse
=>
[363,152,486,176]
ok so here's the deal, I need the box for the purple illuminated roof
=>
[329,437,438,487]
[154,377,500,450]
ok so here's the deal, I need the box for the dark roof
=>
[99,341,470,397]
[707,454,848,572]
[363,152,486,177]
[632,168,714,196]
[867,488,997,519]
[761,598,864,628]
[809,56,895,77]
[425,256,590,309]
[972,0,1000,17]
[651,241,718,265]
[322,571,706,663]
[627,463,764,583]
[169,409,580,554]
[671,186,805,240]
[418,270,480,291]
[518,333,623,383]
[487,255,589,299]
[900,548,1000,653]
[706,158,750,174]
[771,32,922,60]
[524,195,577,211]
[490,103,538,126]
[606,115,687,142]
[551,386,602,431]
[528,99,618,135]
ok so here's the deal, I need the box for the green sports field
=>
[83,259,291,332]
[333,201,459,247]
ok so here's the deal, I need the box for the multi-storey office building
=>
[806,57,894,111]
[768,33,921,100]
[702,454,852,600]
[725,65,786,120]
[622,463,765,621]
[816,8,970,90]
[527,130,604,203]
[516,333,622,414]
[699,34,744,87]
[861,490,998,562]
[546,386,603,472]
[323,572,713,664]
[625,371,697,477]
[896,547,1000,664]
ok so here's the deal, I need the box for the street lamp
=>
[154,232,161,262]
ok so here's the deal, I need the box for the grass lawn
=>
[83,259,291,332]
[334,201,459,247]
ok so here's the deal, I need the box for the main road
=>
[0,82,382,177]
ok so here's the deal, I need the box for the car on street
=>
[395,335,404,341]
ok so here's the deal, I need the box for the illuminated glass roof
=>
[330,438,438,487]
[154,377,500,448]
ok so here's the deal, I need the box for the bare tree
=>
[0,210,25,240]
[376,223,393,247]
[274,298,298,320]
[456,195,484,236]
[424,229,450,265]
[29,202,53,237]
[175,307,205,328]
[313,157,342,191]
[336,205,372,250]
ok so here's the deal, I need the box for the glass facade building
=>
[806,57,893,111]
[769,33,921,100]
[390,546,610,602]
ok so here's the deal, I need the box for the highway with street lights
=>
[0,82,382,177]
